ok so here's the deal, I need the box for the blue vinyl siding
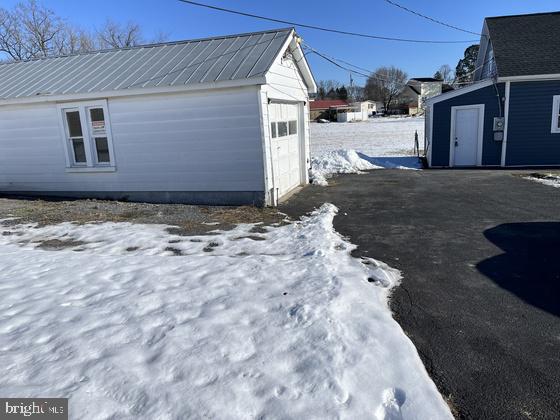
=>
[505,80,560,166]
[431,83,504,166]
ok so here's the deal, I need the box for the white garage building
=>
[0,28,316,206]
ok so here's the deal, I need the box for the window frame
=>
[288,120,297,135]
[57,100,116,170]
[63,108,87,166]
[552,95,560,134]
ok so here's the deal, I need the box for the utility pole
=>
[349,73,354,103]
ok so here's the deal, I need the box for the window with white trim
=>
[59,101,115,169]
[552,95,560,134]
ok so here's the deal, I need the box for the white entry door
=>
[269,103,302,198]
[451,105,484,166]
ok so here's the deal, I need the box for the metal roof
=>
[0,28,293,100]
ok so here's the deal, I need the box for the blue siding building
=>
[426,12,560,168]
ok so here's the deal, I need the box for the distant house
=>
[0,28,317,206]
[335,101,383,122]
[400,78,451,115]
[425,11,560,168]
[309,99,349,120]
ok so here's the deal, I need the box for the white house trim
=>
[551,95,560,134]
[268,31,316,94]
[498,74,560,82]
[0,77,267,107]
[500,81,511,166]
[426,79,494,105]
[427,103,434,166]
[449,104,485,167]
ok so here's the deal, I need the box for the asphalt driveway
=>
[280,169,560,420]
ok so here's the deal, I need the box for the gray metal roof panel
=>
[0,28,293,100]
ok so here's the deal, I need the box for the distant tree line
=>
[0,0,166,62]
[316,80,349,100]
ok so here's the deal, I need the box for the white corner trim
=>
[552,95,560,134]
[449,104,485,167]
[427,103,434,166]
[426,79,494,105]
[501,81,511,166]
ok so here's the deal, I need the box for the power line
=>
[302,44,370,79]
[383,0,482,36]
[177,0,478,44]
[304,41,494,91]
[301,42,404,84]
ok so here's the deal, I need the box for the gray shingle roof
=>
[0,28,293,100]
[486,12,560,77]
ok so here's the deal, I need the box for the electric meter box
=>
[493,117,505,131]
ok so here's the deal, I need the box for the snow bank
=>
[524,173,560,188]
[310,149,380,185]
[310,149,420,186]
[0,206,451,419]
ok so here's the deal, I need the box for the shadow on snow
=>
[356,153,422,170]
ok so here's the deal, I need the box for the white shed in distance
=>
[0,28,316,206]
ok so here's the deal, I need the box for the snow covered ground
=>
[0,206,451,419]
[309,117,424,185]
[523,173,560,188]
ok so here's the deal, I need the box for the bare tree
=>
[97,19,143,49]
[53,25,95,56]
[0,0,94,61]
[434,64,454,84]
[347,85,366,102]
[0,1,166,62]
[0,0,66,60]
[365,66,408,111]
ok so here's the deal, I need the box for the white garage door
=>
[269,103,302,198]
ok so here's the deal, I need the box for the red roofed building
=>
[309,99,350,120]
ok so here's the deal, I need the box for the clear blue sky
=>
[4,0,559,84]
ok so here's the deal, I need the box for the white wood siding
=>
[0,86,264,192]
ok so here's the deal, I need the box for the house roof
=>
[309,99,349,110]
[406,85,421,96]
[409,77,440,83]
[0,28,294,101]
[485,11,560,77]
[442,84,454,93]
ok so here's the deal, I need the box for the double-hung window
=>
[59,100,115,170]
[552,95,560,134]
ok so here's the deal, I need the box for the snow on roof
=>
[0,28,293,100]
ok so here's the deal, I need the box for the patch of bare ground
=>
[0,197,289,235]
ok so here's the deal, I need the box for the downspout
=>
[266,96,278,205]
[500,81,511,167]
[492,76,503,118]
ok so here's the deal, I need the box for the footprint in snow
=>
[375,387,406,420]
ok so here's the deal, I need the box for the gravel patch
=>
[0,196,287,235]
